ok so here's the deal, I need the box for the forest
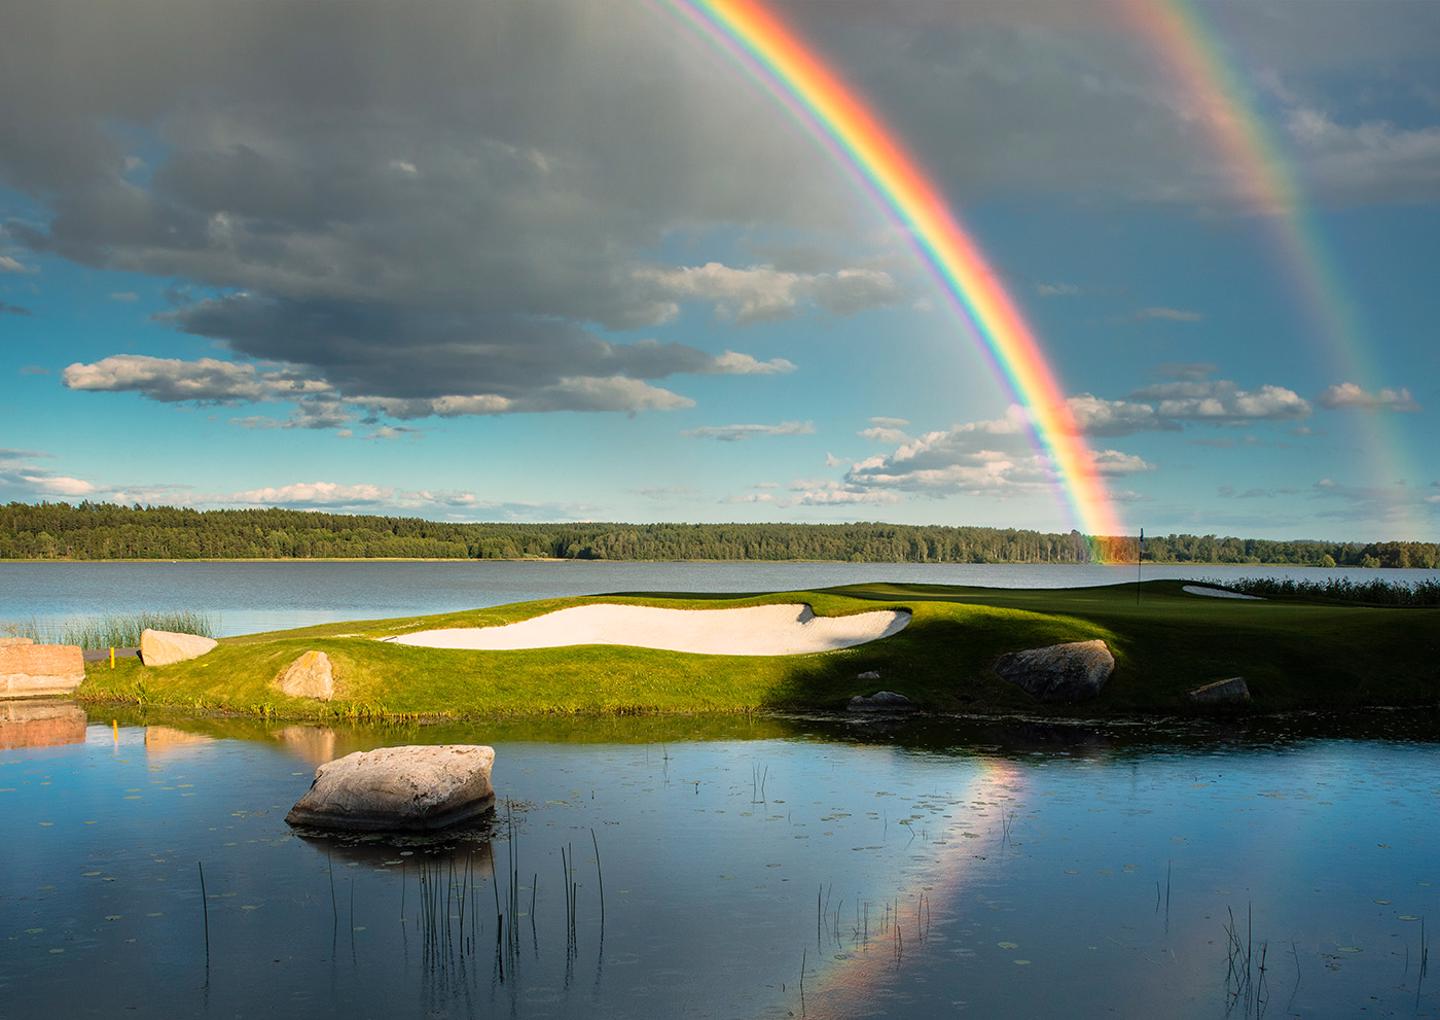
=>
[2,502,1436,567]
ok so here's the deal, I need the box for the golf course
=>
[74,580,1440,720]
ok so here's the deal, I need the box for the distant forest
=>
[2,502,1437,568]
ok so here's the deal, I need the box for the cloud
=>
[356,376,694,418]
[2,1,869,424]
[1035,282,1080,297]
[0,254,34,274]
[786,481,902,507]
[634,262,901,324]
[1066,394,1177,436]
[0,301,32,316]
[1130,306,1203,322]
[108,291,139,302]
[707,351,797,375]
[62,354,329,404]
[859,425,911,444]
[1317,382,1421,412]
[869,416,910,429]
[0,450,97,499]
[1092,450,1155,475]
[683,420,815,442]
[1125,379,1312,424]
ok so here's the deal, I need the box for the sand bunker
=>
[385,603,911,656]
[1182,585,1263,600]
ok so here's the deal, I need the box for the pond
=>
[2,706,1437,1018]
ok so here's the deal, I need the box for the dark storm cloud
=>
[0,0,864,417]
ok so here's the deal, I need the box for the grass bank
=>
[75,581,1440,721]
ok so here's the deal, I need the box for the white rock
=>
[139,629,218,666]
[286,744,496,832]
[274,650,334,700]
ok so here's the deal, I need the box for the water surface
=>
[2,708,1436,1018]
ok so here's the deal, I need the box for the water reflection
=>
[1,707,1435,1018]
[0,699,86,750]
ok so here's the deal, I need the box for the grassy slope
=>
[76,581,1440,720]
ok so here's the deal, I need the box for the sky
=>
[2,0,1438,541]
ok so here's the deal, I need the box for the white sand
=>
[1182,584,1263,600]
[384,603,912,656]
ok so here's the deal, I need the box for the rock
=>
[848,690,915,712]
[0,637,35,648]
[857,670,881,681]
[139,629,218,666]
[286,744,496,832]
[274,650,334,700]
[994,639,1115,702]
[0,644,86,697]
[1188,677,1251,705]
[0,700,87,750]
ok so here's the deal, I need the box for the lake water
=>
[4,561,1437,636]
[2,708,1436,1018]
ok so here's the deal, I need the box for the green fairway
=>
[76,581,1440,720]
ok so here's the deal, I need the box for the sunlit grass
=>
[72,581,1440,720]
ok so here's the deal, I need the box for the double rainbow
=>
[668,0,1127,545]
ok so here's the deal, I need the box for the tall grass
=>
[1198,576,1440,608]
[1,610,216,648]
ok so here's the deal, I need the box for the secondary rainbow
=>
[668,0,1126,545]
[1121,0,1424,536]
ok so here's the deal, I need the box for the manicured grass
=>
[76,581,1440,721]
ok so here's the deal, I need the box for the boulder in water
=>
[1188,677,1251,705]
[0,643,85,697]
[286,744,496,832]
[848,690,915,712]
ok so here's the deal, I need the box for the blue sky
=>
[2,0,1438,540]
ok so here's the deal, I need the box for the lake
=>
[4,561,1437,636]
[2,708,1436,1018]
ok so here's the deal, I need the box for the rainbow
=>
[667,0,1127,547]
[1121,0,1424,536]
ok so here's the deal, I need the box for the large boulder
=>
[994,639,1115,702]
[139,629,218,666]
[1188,677,1251,706]
[848,690,915,712]
[0,643,85,697]
[274,650,334,700]
[286,744,496,832]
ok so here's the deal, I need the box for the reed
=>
[6,609,216,649]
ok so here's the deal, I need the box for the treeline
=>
[1,502,1437,567]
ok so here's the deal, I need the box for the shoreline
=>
[2,557,1432,568]
[67,581,1440,723]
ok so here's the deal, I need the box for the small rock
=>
[274,650,334,700]
[848,690,915,712]
[857,670,881,681]
[139,629,218,667]
[994,639,1114,702]
[1188,676,1251,705]
[286,745,496,832]
[0,643,85,697]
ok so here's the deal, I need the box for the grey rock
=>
[848,690,915,712]
[994,639,1115,702]
[857,670,881,681]
[1188,677,1251,705]
[286,744,495,832]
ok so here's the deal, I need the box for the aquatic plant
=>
[1198,575,1440,607]
[3,609,217,648]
